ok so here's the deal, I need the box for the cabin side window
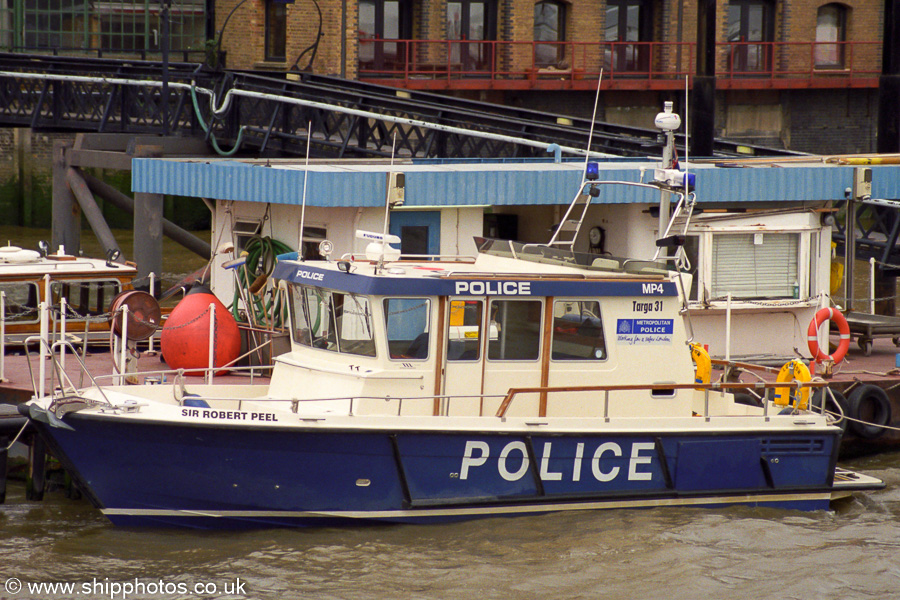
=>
[487,300,543,361]
[50,280,121,320]
[551,300,607,360]
[0,282,39,323]
[447,299,483,361]
[384,298,431,360]
[289,284,376,357]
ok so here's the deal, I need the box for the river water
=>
[3,228,900,598]
[0,452,898,600]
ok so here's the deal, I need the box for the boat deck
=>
[0,348,268,405]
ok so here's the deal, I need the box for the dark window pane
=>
[401,225,428,255]
[266,1,287,61]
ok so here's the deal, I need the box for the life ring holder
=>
[690,343,711,390]
[773,359,812,410]
[807,307,850,365]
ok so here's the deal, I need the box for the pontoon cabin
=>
[132,158,866,361]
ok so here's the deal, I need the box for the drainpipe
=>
[546,143,562,162]
[161,0,171,135]
[341,0,347,78]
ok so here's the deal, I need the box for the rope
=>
[821,408,900,433]
[3,420,29,451]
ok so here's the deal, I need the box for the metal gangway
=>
[0,52,802,160]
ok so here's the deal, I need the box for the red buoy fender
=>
[807,307,850,365]
[161,285,241,375]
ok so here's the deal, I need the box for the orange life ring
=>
[807,307,850,364]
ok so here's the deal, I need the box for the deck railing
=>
[358,39,881,91]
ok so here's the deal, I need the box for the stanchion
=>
[207,303,215,385]
[119,304,129,385]
[147,272,157,355]
[60,296,68,371]
[39,300,48,399]
[1,291,6,382]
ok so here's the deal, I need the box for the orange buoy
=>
[160,284,241,375]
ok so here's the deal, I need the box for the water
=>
[0,453,898,600]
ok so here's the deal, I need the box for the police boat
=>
[21,225,883,528]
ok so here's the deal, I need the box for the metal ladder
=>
[547,178,594,249]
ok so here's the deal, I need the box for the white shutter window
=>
[711,233,799,299]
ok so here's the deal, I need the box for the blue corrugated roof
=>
[132,158,900,206]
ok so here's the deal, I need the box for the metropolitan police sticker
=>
[616,319,673,345]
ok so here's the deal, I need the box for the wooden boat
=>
[0,243,137,346]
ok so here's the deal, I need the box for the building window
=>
[4,1,205,55]
[266,0,287,62]
[359,0,402,71]
[534,1,566,68]
[604,0,652,73]
[816,3,847,68]
[727,0,774,73]
[447,0,496,71]
[710,233,800,300]
[299,226,328,260]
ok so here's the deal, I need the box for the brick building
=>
[0,0,891,154]
[214,0,888,153]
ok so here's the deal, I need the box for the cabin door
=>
[441,296,544,417]
[389,211,441,255]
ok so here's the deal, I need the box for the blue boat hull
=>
[31,415,842,528]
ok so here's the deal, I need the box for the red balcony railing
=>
[357,39,881,91]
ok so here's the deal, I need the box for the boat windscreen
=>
[289,284,376,357]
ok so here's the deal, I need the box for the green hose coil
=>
[232,235,293,327]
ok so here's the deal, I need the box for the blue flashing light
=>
[684,172,696,188]
[586,162,599,181]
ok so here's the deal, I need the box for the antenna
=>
[298,120,312,261]
[683,75,689,196]
[377,131,399,271]
[583,69,604,177]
